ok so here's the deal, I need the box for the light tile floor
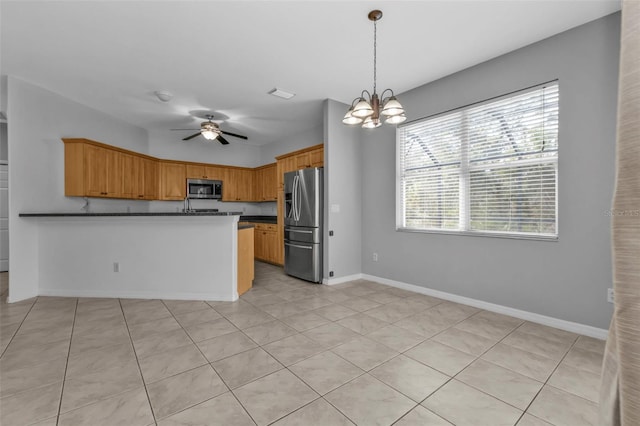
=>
[0,264,605,425]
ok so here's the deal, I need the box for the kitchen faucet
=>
[183,197,193,213]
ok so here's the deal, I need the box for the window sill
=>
[396,227,558,242]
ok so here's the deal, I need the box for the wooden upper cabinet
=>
[64,139,159,200]
[296,152,311,169]
[254,163,277,201]
[142,158,159,199]
[310,147,324,167]
[160,162,186,200]
[122,154,158,200]
[263,164,277,201]
[295,147,323,170]
[276,144,323,190]
[83,143,121,198]
[88,145,117,197]
[121,153,141,199]
[63,138,318,205]
[186,164,226,181]
[186,165,206,179]
[223,168,253,201]
[276,156,297,190]
[204,166,225,181]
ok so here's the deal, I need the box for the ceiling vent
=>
[268,88,295,100]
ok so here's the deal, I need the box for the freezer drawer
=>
[284,241,322,283]
[284,226,321,244]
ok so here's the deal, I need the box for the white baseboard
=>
[38,288,238,302]
[323,273,363,286]
[361,274,608,340]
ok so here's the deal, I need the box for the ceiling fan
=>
[171,115,248,145]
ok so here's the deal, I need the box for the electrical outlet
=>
[329,271,334,277]
[607,288,614,303]
[372,253,378,262]
[113,262,120,273]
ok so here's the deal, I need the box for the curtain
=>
[600,1,640,425]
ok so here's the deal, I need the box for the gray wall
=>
[7,77,150,301]
[361,14,620,329]
[324,99,362,280]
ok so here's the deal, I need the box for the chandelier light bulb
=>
[386,114,407,124]
[343,108,364,125]
[352,99,374,118]
[362,116,382,129]
[381,97,405,116]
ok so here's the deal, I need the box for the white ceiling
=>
[1,0,620,146]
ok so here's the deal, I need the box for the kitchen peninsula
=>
[19,211,244,302]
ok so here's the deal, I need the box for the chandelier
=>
[343,10,406,129]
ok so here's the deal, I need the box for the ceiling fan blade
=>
[217,135,230,145]
[171,128,200,131]
[182,132,202,141]
[220,130,248,140]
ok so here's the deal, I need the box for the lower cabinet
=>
[237,227,255,296]
[252,223,280,264]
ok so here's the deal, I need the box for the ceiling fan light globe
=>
[386,114,407,124]
[381,97,404,116]
[362,116,382,129]
[352,99,374,118]
[202,130,218,140]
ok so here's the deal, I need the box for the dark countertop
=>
[238,224,255,230]
[240,215,277,224]
[20,212,243,217]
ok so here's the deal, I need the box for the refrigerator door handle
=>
[294,174,301,222]
[291,175,297,222]
[285,242,313,250]
[286,229,313,234]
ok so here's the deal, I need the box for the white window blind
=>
[397,82,559,239]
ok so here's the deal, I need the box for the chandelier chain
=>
[373,19,377,95]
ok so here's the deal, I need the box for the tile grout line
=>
[256,264,599,425]
[515,333,587,425]
[118,298,159,425]
[55,297,79,426]
[439,319,580,425]
[158,299,260,425]
[0,297,38,359]
[374,310,532,420]
[243,278,459,424]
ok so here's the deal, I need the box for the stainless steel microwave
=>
[186,179,223,199]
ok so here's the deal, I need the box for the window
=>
[397,82,559,239]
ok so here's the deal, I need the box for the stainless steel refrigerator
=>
[284,167,323,283]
